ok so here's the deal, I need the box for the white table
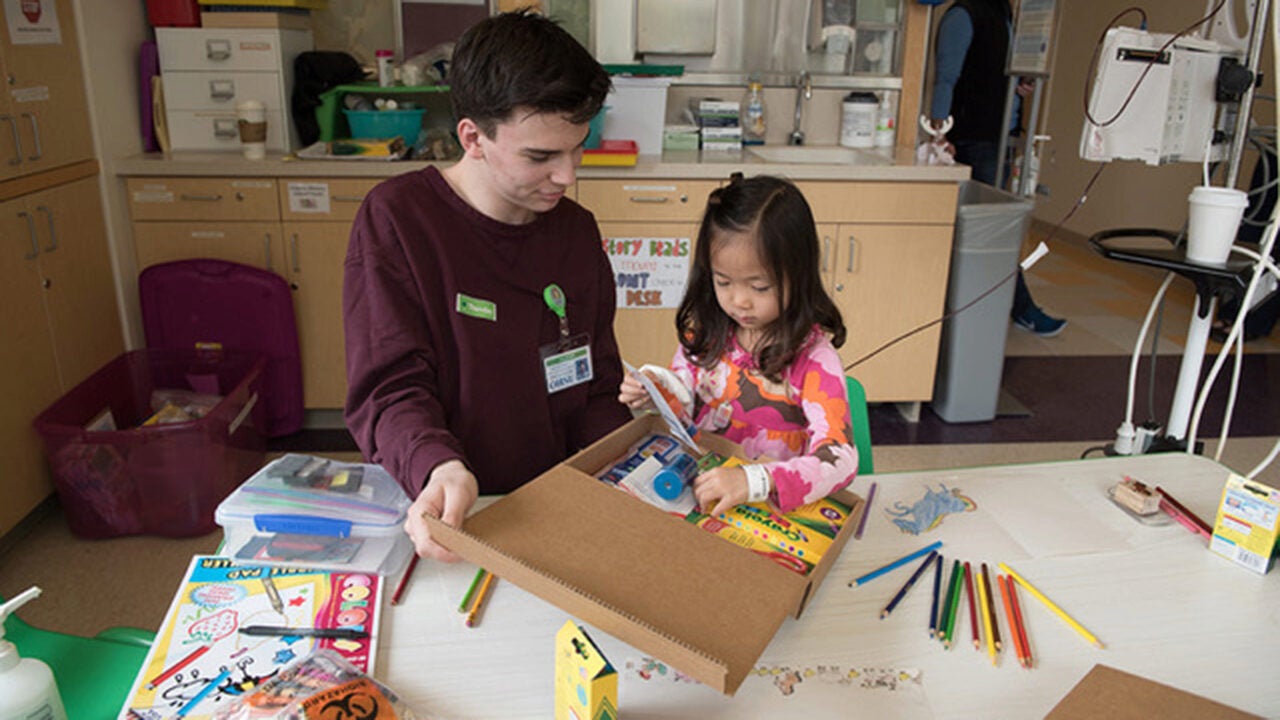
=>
[380,453,1280,719]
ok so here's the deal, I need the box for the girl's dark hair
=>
[449,10,611,137]
[676,175,846,382]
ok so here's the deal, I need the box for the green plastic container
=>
[343,108,426,141]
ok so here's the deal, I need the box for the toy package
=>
[213,649,424,720]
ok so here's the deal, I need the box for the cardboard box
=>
[426,414,864,695]
[1209,473,1280,575]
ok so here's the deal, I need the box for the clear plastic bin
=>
[33,349,266,538]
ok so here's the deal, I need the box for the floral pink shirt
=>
[669,328,859,511]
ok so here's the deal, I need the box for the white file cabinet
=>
[157,27,312,152]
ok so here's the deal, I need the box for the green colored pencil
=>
[937,559,961,645]
[943,559,964,648]
[458,567,487,613]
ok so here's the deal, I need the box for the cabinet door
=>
[0,0,93,175]
[831,223,952,402]
[283,222,349,409]
[133,221,286,274]
[597,221,699,368]
[31,178,123,389]
[0,195,63,535]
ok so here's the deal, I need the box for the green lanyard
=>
[543,284,569,339]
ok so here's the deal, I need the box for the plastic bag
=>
[213,649,424,720]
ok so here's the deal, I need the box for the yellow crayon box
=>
[1210,473,1280,575]
[555,620,618,720]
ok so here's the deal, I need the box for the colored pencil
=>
[1155,486,1213,535]
[458,567,487,613]
[997,575,1027,668]
[928,554,943,638]
[1159,499,1212,540]
[963,561,979,650]
[145,643,210,689]
[942,559,963,648]
[999,562,1104,649]
[175,668,230,718]
[936,557,956,643]
[391,555,420,606]
[976,563,996,664]
[980,562,1001,653]
[849,540,944,587]
[1007,573,1033,668]
[464,572,496,628]
[854,482,877,540]
[880,550,937,619]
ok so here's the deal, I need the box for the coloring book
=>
[119,555,382,720]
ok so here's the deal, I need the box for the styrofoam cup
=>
[1186,186,1248,265]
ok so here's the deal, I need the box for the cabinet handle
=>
[628,196,669,204]
[847,236,857,273]
[331,195,364,203]
[179,193,223,202]
[1,115,20,166]
[213,118,238,138]
[36,205,56,252]
[209,79,236,101]
[206,39,232,61]
[263,233,273,272]
[21,113,41,161]
[821,236,830,273]
[290,233,300,273]
[19,210,37,259]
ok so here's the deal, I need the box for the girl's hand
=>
[618,371,655,410]
[694,466,750,517]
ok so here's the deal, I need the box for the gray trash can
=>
[931,181,1033,423]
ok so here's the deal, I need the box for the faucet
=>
[789,72,811,146]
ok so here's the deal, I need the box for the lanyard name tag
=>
[541,333,593,394]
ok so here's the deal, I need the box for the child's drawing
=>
[886,484,976,535]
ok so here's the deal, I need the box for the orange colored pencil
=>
[1007,572,1033,668]
[464,572,496,628]
[963,561,979,650]
[997,575,1027,668]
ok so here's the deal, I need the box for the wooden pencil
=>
[942,559,963,649]
[854,481,877,540]
[963,561,979,650]
[999,562,1104,649]
[391,555,419,606]
[937,558,958,645]
[997,575,1027,668]
[880,550,937,619]
[849,540,944,587]
[928,553,943,638]
[1154,486,1213,534]
[458,567,487,613]
[980,562,1002,653]
[976,562,996,665]
[464,572,496,628]
[1007,573,1033,668]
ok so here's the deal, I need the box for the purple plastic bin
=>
[139,259,304,437]
[33,349,266,539]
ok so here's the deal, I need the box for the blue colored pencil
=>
[176,668,230,718]
[880,550,937,619]
[928,553,943,637]
[848,540,944,587]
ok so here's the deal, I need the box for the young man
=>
[343,11,631,562]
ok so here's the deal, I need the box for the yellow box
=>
[1210,474,1280,575]
[555,620,617,720]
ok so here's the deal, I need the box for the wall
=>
[1034,0,1273,238]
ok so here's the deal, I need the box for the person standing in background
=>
[929,0,1067,338]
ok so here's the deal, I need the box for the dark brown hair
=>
[449,10,611,137]
[676,175,845,382]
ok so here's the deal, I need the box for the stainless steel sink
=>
[747,145,890,165]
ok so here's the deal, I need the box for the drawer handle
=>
[209,79,235,101]
[821,236,830,273]
[37,205,56,252]
[213,118,238,138]
[19,210,37,259]
[206,39,232,61]
[628,196,669,204]
[290,233,300,273]
[331,195,364,203]
[179,193,223,202]
[264,233,273,272]
[21,112,41,161]
[1,115,19,166]
[847,236,857,273]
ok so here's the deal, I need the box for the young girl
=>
[618,175,858,517]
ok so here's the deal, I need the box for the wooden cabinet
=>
[578,179,718,368]
[127,177,284,273]
[0,174,123,535]
[0,0,94,181]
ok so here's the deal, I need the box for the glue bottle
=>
[0,587,68,720]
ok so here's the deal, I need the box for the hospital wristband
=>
[744,464,772,503]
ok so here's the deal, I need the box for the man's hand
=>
[618,370,655,411]
[403,459,479,562]
[693,465,750,518]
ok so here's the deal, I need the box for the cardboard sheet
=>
[1046,665,1264,720]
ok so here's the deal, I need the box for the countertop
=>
[115,146,971,182]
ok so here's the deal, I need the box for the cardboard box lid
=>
[1046,665,1264,720]
[426,465,809,695]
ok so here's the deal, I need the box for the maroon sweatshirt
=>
[343,167,630,497]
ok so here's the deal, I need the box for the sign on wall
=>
[604,236,691,309]
[5,0,62,45]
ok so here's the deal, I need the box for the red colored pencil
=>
[963,561,978,650]
[1007,572,1033,668]
[1159,499,1212,540]
[390,554,420,606]
[146,643,211,689]
[1155,486,1213,535]
[980,563,1001,653]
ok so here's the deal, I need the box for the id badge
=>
[540,333,593,394]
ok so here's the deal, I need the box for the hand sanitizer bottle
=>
[0,588,68,720]
[741,78,767,146]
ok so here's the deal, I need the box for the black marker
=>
[238,625,368,640]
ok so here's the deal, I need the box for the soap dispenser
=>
[0,587,68,720]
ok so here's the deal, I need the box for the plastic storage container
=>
[343,108,426,141]
[931,181,1034,423]
[602,76,673,155]
[33,349,266,539]
[215,454,413,576]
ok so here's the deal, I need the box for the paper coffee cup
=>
[236,100,267,160]
[1186,186,1248,265]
